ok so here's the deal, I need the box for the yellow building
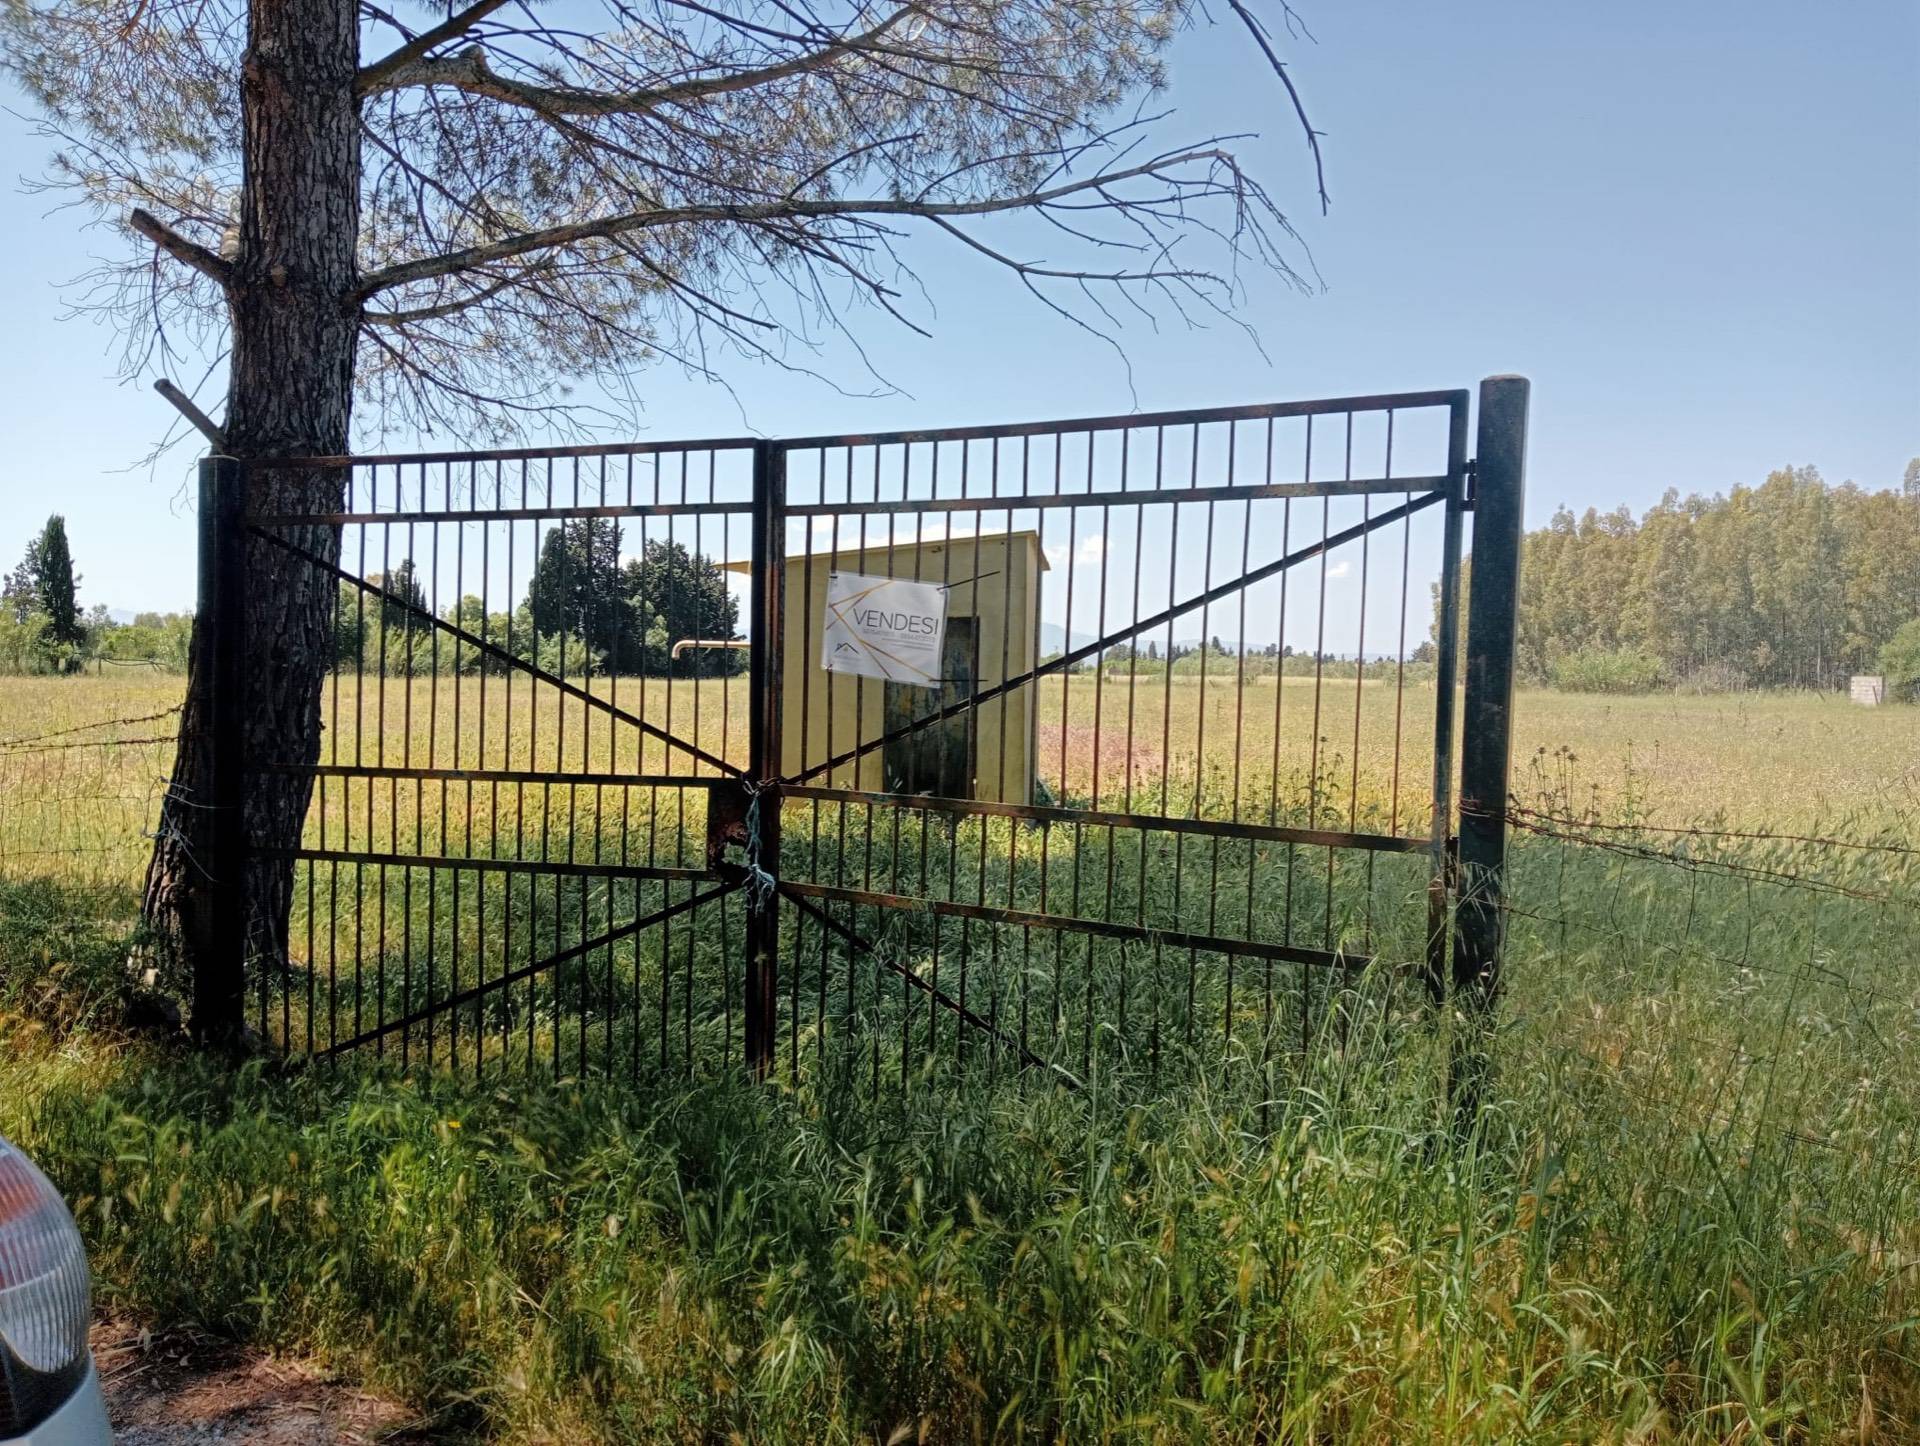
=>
[736,531,1047,803]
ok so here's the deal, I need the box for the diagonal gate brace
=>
[788,486,1448,786]
[251,524,743,778]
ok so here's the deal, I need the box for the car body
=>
[0,1137,110,1445]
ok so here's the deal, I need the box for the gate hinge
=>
[1462,458,1478,509]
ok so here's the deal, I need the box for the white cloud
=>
[1326,560,1352,579]
[1047,532,1107,568]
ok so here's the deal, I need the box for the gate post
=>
[191,454,247,1043]
[743,441,785,1077]
[1451,376,1529,1007]
[1424,394,1470,1001]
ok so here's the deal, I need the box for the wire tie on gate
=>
[741,780,778,910]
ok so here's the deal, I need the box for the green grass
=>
[1,676,1917,1440]
[4,816,1918,1442]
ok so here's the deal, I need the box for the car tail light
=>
[0,1137,91,1436]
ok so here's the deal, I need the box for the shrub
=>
[1673,660,1750,695]
[1547,647,1666,694]
[1879,618,1920,702]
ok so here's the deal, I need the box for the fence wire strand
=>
[0,705,180,893]
[0,704,182,752]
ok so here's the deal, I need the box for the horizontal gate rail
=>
[249,524,743,778]
[778,474,1446,516]
[781,880,1372,972]
[263,436,761,469]
[269,847,720,884]
[278,763,732,790]
[781,784,1428,854]
[777,389,1469,449]
[255,498,757,527]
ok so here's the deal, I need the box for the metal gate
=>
[231,438,766,1076]
[198,378,1527,1083]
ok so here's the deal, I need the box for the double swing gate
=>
[195,378,1528,1088]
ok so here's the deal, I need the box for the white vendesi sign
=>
[821,571,948,685]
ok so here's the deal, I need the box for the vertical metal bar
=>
[393,484,414,1070]
[798,460,821,1070]
[744,440,785,1077]
[1425,395,1471,1000]
[1452,376,1529,1006]
[373,492,390,1058]
[1389,413,1410,837]
[483,464,499,1075]
[424,487,441,1069]
[352,499,369,1052]
[1019,439,1037,1064]
[453,479,469,1072]
[193,455,246,1045]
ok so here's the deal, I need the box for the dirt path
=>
[92,1319,427,1445]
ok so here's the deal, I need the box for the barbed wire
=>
[1505,801,1919,858]
[0,705,182,751]
[0,706,178,889]
[1502,810,1912,907]
[0,735,181,758]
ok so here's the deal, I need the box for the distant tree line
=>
[1065,640,1432,683]
[1437,463,1920,693]
[332,519,743,678]
[0,514,195,674]
[15,463,1917,699]
[1,510,746,681]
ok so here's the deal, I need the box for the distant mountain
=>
[1038,622,1099,656]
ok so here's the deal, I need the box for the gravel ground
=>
[91,1319,426,1445]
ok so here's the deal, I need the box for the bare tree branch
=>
[365,5,924,115]
[356,148,1247,298]
[356,0,515,95]
[1223,0,1328,214]
[129,207,233,285]
[22,0,1328,442]
[361,264,547,324]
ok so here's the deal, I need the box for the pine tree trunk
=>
[142,0,360,1028]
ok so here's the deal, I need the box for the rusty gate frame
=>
[189,378,1527,1076]
[741,378,1527,1078]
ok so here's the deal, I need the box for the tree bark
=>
[143,0,361,1022]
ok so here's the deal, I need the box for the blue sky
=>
[1,0,1913,619]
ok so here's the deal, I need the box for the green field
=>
[4,673,1915,872]
[0,673,1915,1440]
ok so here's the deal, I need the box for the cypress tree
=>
[32,516,85,661]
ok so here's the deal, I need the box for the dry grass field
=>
[2,672,1912,896]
